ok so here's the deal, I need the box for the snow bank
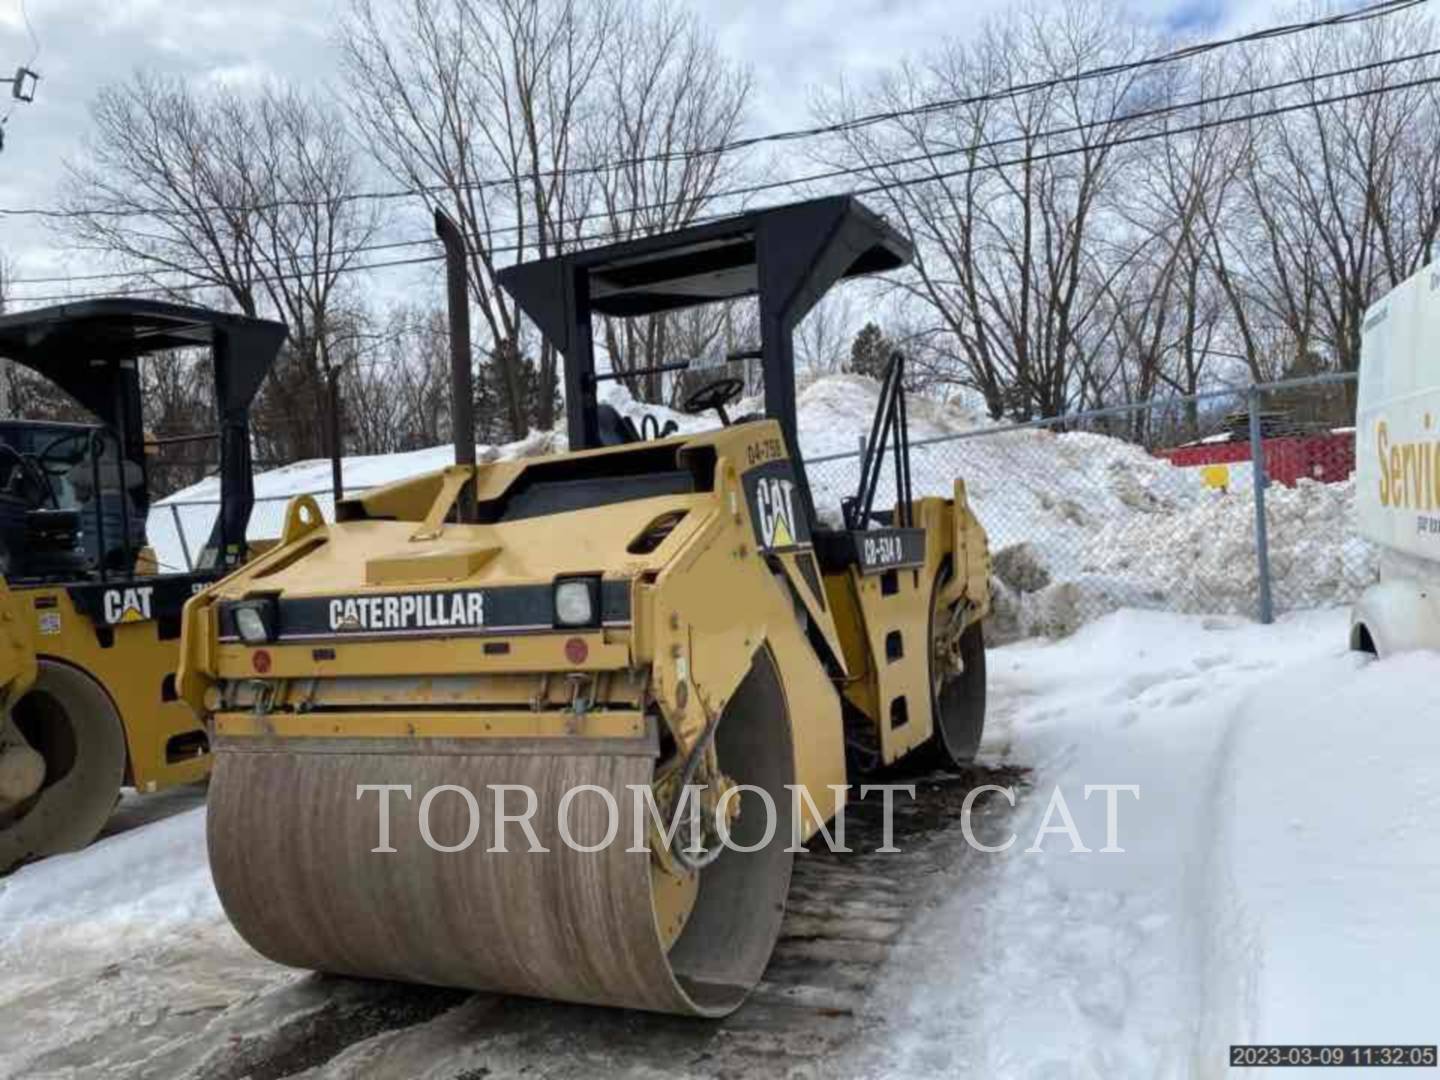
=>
[1202,648,1440,1052]
[0,808,219,965]
[853,609,1440,1076]
[148,375,1373,636]
[991,478,1378,640]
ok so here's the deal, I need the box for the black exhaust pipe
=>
[435,208,476,522]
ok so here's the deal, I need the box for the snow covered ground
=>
[852,607,1440,1078]
[1,606,1434,1078]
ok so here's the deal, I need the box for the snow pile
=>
[0,808,293,1075]
[149,374,1374,637]
[0,808,217,936]
[991,477,1377,640]
[794,373,983,459]
[854,609,1440,1075]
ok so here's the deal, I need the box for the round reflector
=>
[252,649,273,674]
[564,637,588,665]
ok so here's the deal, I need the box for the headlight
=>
[232,600,275,644]
[553,578,598,627]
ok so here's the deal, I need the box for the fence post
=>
[1248,385,1274,625]
[170,503,193,572]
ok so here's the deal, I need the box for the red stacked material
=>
[1159,431,1354,487]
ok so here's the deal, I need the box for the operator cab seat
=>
[595,403,641,447]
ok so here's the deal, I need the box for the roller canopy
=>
[0,299,285,424]
[496,196,912,495]
[0,298,287,568]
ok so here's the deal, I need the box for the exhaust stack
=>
[435,207,476,521]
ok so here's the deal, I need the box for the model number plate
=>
[855,528,926,574]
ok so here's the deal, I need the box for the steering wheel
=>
[681,377,744,425]
[38,428,92,465]
[0,444,57,508]
[36,429,94,480]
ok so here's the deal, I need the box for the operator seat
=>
[66,449,148,572]
[595,404,641,447]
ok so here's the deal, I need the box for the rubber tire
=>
[924,570,987,766]
[0,660,126,873]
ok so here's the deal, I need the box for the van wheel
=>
[923,568,987,766]
[0,661,126,873]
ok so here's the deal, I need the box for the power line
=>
[14,68,1439,309]
[0,0,43,143]
[0,0,1422,222]
[850,70,1440,206]
[8,252,447,305]
[12,68,1440,304]
[8,45,1438,301]
[9,234,442,286]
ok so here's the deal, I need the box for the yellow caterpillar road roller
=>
[180,196,991,1016]
[0,300,285,872]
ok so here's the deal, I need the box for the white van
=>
[1351,263,1440,655]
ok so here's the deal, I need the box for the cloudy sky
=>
[0,0,1277,307]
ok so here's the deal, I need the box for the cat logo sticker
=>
[102,586,154,625]
[744,460,811,552]
[755,477,798,548]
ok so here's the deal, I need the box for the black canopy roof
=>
[496,196,912,493]
[0,299,286,426]
[499,195,910,337]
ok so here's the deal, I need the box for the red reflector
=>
[564,637,588,665]
[252,649,272,674]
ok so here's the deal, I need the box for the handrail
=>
[845,351,913,530]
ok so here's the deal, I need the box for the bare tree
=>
[141,349,216,498]
[62,74,268,314]
[585,1,751,402]
[794,293,855,379]
[1229,5,1440,389]
[1094,52,1251,436]
[343,305,453,454]
[342,0,611,437]
[60,74,383,460]
[815,0,1156,420]
[806,0,1440,430]
[342,0,749,430]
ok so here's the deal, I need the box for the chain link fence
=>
[148,489,361,575]
[151,373,1376,641]
[808,373,1374,641]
